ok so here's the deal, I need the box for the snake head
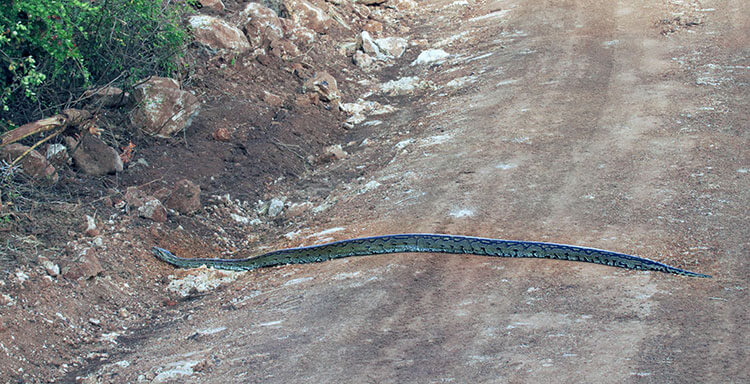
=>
[152,247,176,262]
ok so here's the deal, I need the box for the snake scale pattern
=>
[153,233,710,278]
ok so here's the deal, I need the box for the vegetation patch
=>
[0,0,191,129]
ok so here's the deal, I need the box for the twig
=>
[8,125,66,169]
[272,140,306,160]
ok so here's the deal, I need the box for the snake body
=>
[152,233,710,278]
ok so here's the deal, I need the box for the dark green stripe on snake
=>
[152,233,711,278]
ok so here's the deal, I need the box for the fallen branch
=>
[0,109,92,148]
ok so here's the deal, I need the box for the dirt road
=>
[78,0,747,382]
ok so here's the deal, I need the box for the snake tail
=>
[152,233,711,278]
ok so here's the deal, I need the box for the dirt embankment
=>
[2,0,749,383]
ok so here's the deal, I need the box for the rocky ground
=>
[0,0,748,382]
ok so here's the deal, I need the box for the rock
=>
[188,15,250,52]
[357,0,386,5]
[84,215,99,237]
[363,20,383,35]
[166,267,243,297]
[353,3,371,19]
[286,202,312,217]
[303,72,340,103]
[374,36,408,58]
[282,0,333,34]
[269,38,301,61]
[38,256,60,277]
[198,0,225,11]
[411,48,450,66]
[152,187,172,202]
[313,144,349,164]
[46,143,70,167]
[239,2,284,47]
[357,31,381,57]
[338,41,358,56]
[380,76,432,95]
[353,51,374,70]
[282,20,316,46]
[295,92,320,107]
[138,199,168,222]
[83,86,130,108]
[212,127,232,141]
[123,186,148,208]
[164,179,202,215]
[389,0,417,10]
[325,144,348,160]
[0,143,58,184]
[131,77,201,138]
[340,99,396,123]
[267,198,285,217]
[64,134,123,176]
[63,248,103,280]
[263,91,284,107]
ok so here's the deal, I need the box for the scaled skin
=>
[154,233,711,278]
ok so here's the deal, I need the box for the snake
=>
[152,233,711,278]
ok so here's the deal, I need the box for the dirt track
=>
[76,0,747,382]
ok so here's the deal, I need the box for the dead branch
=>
[0,109,92,148]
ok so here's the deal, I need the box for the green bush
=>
[0,0,191,129]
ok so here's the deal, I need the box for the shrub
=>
[0,0,191,129]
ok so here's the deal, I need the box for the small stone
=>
[353,51,374,70]
[164,179,202,215]
[411,49,450,66]
[38,256,60,277]
[325,144,348,160]
[134,158,149,168]
[363,20,383,35]
[46,144,70,167]
[374,36,408,58]
[267,198,285,217]
[198,0,225,11]
[282,0,333,34]
[138,199,168,222]
[84,215,99,237]
[269,38,301,61]
[212,127,232,142]
[303,72,340,103]
[391,0,417,10]
[357,31,381,56]
[123,186,148,208]
[283,23,316,46]
[63,248,103,280]
[380,76,432,96]
[338,41,358,56]
[89,318,101,326]
[353,3,371,18]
